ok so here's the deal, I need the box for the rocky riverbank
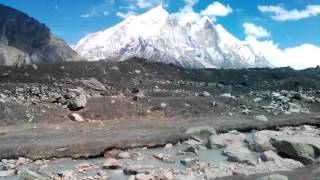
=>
[1,125,320,179]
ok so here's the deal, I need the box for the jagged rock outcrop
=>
[0,4,83,65]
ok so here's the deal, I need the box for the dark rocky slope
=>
[0,4,83,65]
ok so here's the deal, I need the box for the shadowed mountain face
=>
[0,4,83,65]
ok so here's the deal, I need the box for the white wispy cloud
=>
[200,1,233,17]
[258,5,320,21]
[172,1,232,25]
[243,22,270,38]
[80,3,111,18]
[136,0,154,9]
[116,11,138,19]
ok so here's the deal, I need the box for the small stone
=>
[58,170,73,178]
[68,113,85,122]
[183,146,198,155]
[164,143,173,149]
[180,158,198,166]
[117,152,130,159]
[123,165,153,175]
[80,78,106,91]
[134,70,141,74]
[32,64,38,70]
[163,171,173,180]
[160,103,167,108]
[102,158,123,169]
[199,91,210,97]
[153,154,175,163]
[220,93,235,99]
[135,173,153,180]
[256,174,288,180]
[253,97,262,103]
[253,115,268,122]
[109,66,119,71]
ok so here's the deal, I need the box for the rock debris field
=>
[0,59,320,179]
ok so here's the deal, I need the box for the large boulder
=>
[186,126,216,142]
[208,131,245,148]
[223,142,257,165]
[67,88,87,111]
[250,132,274,152]
[260,150,282,162]
[80,78,106,91]
[270,135,320,164]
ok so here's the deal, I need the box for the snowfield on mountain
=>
[75,6,272,69]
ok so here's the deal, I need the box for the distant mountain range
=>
[0,4,272,69]
[0,4,82,66]
[75,6,272,69]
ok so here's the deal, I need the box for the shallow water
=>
[1,132,256,180]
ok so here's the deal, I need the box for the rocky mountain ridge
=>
[0,4,83,65]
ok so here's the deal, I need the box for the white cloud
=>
[80,10,110,18]
[172,0,232,25]
[116,11,138,19]
[136,0,154,8]
[200,1,233,17]
[258,5,320,21]
[172,6,201,25]
[80,3,111,18]
[246,36,320,69]
[243,22,270,38]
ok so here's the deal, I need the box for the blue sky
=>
[0,0,319,48]
[1,0,320,68]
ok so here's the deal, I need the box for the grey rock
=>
[102,158,124,169]
[256,174,288,180]
[223,142,257,165]
[123,165,153,175]
[183,146,199,155]
[208,131,245,148]
[253,97,262,103]
[251,133,274,152]
[199,91,210,97]
[133,91,144,101]
[261,150,282,161]
[80,78,106,91]
[19,168,45,180]
[152,154,175,163]
[270,135,320,164]
[186,126,216,141]
[67,88,87,111]
[180,158,198,166]
[253,115,269,122]
[68,113,85,122]
[109,66,119,71]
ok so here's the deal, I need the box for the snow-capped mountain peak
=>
[75,6,272,68]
